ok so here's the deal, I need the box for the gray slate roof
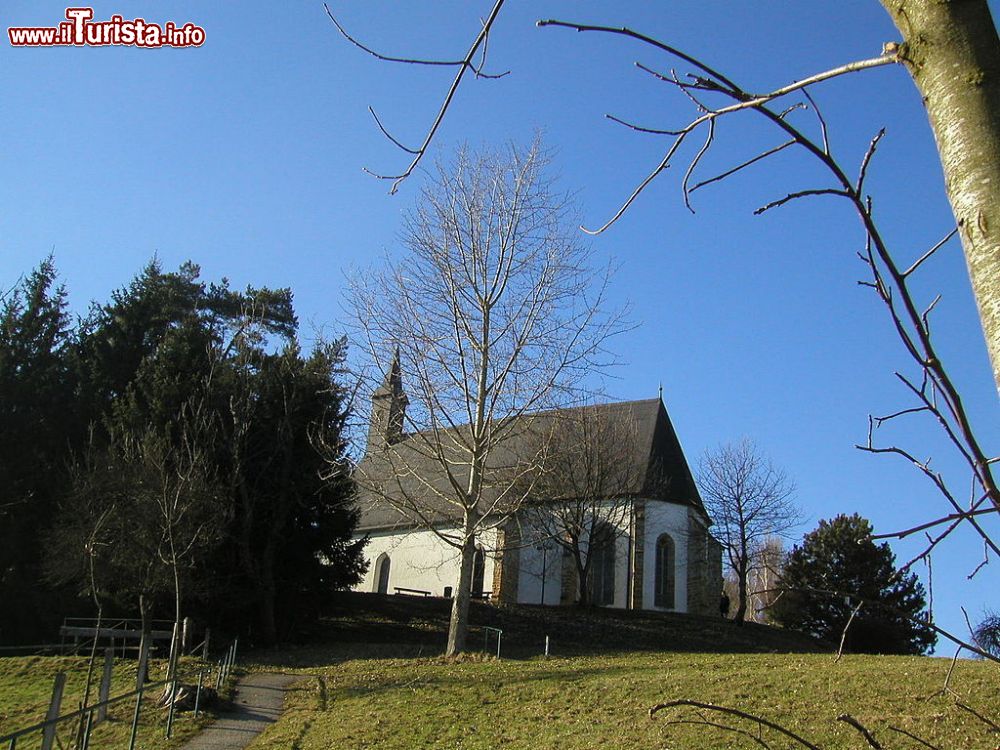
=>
[354,398,706,532]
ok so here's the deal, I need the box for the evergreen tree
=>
[772,514,936,654]
[40,259,363,645]
[0,258,79,641]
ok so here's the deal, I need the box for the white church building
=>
[351,359,722,615]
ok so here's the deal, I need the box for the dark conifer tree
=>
[772,514,935,654]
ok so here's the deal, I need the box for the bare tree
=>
[519,403,649,606]
[747,536,784,624]
[698,439,799,624]
[350,139,624,655]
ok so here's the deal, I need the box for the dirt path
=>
[179,672,296,750]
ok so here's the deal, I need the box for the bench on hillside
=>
[394,587,432,597]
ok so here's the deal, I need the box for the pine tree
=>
[772,514,936,654]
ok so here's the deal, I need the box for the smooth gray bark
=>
[881,0,1000,394]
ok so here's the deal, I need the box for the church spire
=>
[368,347,408,450]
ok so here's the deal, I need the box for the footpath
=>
[179,672,295,750]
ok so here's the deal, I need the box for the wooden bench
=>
[394,587,432,597]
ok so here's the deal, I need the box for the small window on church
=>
[655,534,675,608]
[374,553,391,594]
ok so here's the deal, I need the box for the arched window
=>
[588,523,616,606]
[471,546,485,598]
[655,534,676,608]
[374,553,391,594]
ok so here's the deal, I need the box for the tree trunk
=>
[577,558,590,607]
[446,529,477,656]
[258,541,278,646]
[880,0,1000,395]
[734,559,749,625]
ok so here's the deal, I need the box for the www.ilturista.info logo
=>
[8,7,205,48]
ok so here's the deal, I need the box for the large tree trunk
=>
[446,528,477,656]
[880,0,1000,394]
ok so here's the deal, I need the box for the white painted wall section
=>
[642,500,690,613]
[355,526,498,598]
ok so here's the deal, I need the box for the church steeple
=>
[368,347,408,450]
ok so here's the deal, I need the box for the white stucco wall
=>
[354,499,696,612]
[642,500,691,612]
[354,526,499,598]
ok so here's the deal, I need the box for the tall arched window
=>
[471,546,485,598]
[588,523,616,606]
[374,553,391,594]
[655,534,676,608]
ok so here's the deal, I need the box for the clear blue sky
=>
[3,1,998,646]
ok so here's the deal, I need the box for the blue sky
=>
[3,1,998,646]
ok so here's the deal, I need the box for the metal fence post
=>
[194,670,204,718]
[40,672,66,750]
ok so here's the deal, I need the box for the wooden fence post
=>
[40,672,66,750]
[97,649,113,722]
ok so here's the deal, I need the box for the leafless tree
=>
[350,139,625,655]
[698,440,799,624]
[747,536,785,624]
[519,403,649,606]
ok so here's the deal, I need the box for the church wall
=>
[515,503,632,608]
[642,500,691,613]
[517,537,563,606]
[355,526,499,598]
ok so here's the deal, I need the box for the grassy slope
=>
[311,592,825,656]
[248,650,999,750]
[241,594,1000,749]
[0,655,219,748]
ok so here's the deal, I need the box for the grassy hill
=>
[247,648,999,750]
[306,591,825,657]
[238,594,1000,748]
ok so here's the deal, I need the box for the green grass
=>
[246,648,1000,749]
[0,654,224,749]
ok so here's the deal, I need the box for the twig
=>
[856,129,885,193]
[837,714,884,749]
[754,188,849,215]
[329,0,509,193]
[650,700,823,750]
[887,725,942,749]
[664,718,773,748]
[904,228,958,278]
[954,701,1000,732]
[690,140,795,193]
[835,600,864,661]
